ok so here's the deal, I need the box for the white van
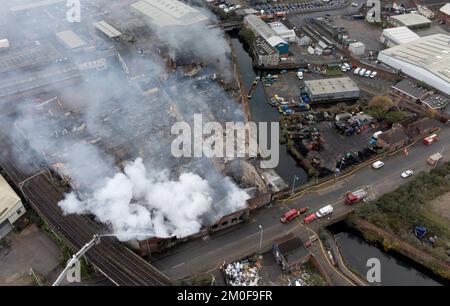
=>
[353,67,361,75]
[315,205,334,218]
[359,68,367,76]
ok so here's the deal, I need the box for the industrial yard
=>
[0,0,449,290]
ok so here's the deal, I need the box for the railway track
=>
[0,138,170,286]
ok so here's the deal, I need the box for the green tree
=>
[385,110,407,124]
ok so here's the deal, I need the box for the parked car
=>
[315,205,334,218]
[359,68,367,76]
[372,161,385,169]
[364,70,372,77]
[401,169,414,178]
[297,71,304,80]
[370,71,377,78]
[353,67,361,75]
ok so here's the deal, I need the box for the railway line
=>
[0,135,170,286]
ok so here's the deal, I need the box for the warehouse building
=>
[268,21,297,43]
[131,0,209,29]
[0,174,26,239]
[304,77,360,103]
[244,15,289,55]
[94,20,122,39]
[388,13,431,29]
[56,30,87,49]
[348,42,365,56]
[377,34,450,96]
[380,26,420,47]
[253,37,280,67]
[438,3,450,24]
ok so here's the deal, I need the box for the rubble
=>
[222,258,262,286]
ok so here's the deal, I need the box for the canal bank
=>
[328,220,450,286]
[231,36,309,186]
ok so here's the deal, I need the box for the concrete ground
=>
[0,223,63,285]
[330,16,385,53]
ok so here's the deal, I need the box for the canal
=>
[329,223,449,286]
[231,37,309,186]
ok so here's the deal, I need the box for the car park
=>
[372,161,385,169]
[401,170,414,178]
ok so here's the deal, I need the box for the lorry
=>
[423,134,438,146]
[427,152,443,166]
[345,188,368,205]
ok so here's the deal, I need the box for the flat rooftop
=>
[305,77,359,95]
[390,13,431,27]
[56,30,87,49]
[379,34,450,84]
[392,79,429,99]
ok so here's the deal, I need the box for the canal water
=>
[231,37,309,186]
[329,223,449,286]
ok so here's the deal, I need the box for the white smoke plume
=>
[60,158,249,241]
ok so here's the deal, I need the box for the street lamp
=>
[52,232,169,286]
[291,175,299,194]
[258,225,263,253]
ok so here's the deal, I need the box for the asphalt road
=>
[152,125,450,280]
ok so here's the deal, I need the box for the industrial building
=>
[268,22,297,43]
[131,0,209,28]
[94,21,123,39]
[391,79,449,110]
[380,26,420,47]
[438,3,450,24]
[56,30,87,49]
[304,77,360,103]
[0,174,26,239]
[377,34,450,96]
[388,13,431,29]
[253,37,280,67]
[244,15,289,55]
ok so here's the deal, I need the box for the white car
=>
[372,161,385,169]
[359,68,367,76]
[364,70,372,77]
[370,71,377,78]
[344,63,351,71]
[351,3,359,7]
[401,170,414,178]
[353,67,361,75]
[297,71,304,80]
[316,205,334,218]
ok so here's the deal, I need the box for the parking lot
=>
[251,0,347,14]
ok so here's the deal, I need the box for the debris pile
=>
[222,259,261,286]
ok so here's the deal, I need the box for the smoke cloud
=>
[0,0,250,241]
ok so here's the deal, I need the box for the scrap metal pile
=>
[222,259,262,286]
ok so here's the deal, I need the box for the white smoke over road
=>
[59,158,249,241]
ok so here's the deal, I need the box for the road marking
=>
[171,262,185,269]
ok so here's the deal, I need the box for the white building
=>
[0,174,25,239]
[131,0,209,28]
[388,13,431,28]
[56,30,87,49]
[380,27,420,47]
[268,22,297,43]
[377,34,450,96]
[348,42,365,56]
[244,15,289,55]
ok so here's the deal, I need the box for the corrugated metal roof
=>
[56,30,87,49]
[390,13,431,27]
[94,20,122,38]
[382,26,420,44]
[131,0,208,28]
[244,15,287,48]
[379,34,450,83]
[0,174,21,222]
